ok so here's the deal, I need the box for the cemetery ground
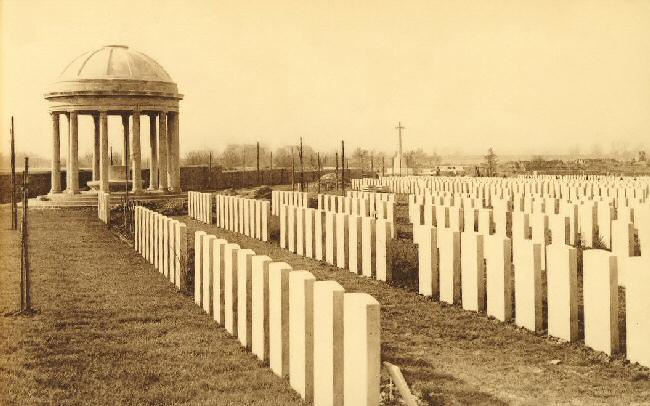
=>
[177,212,650,405]
[2,205,650,405]
[0,207,303,406]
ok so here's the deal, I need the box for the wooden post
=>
[382,156,385,177]
[299,138,304,192]
[21,157,31,312]
[317,152,321,194]
[335,152,339,192]
[341,140,345,193]
[291,147,295,191]
[10,116,17,230]
[371,153,374,177]
[256,142,260,185]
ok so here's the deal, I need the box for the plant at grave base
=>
[186,246,195,296]
[545,229,552,245]
[592,234,609,251]
[633,232,641,256]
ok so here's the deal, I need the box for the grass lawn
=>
[0,207,303,406]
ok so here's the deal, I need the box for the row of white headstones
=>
[133,206,188,290]
[362,175,650,369]
[192,186,649,369]
[188,191,270,241]
[279,204,394,281]
[193,230,381,406]
[352,175,650,197]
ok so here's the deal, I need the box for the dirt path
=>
[178,215,650,405]
[0,208,303,406]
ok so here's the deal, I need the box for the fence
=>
[193,230,381,405]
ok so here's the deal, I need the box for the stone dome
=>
[45,45,182,100]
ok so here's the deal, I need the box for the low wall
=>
[0,166,353,203]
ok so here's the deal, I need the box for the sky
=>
[1,0,649,162]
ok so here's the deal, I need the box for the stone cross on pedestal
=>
[395,121,405,176]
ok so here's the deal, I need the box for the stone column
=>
[68,111,79,193]
[121,114,129,166]
[131,111,142,192]
[172,111,181,192]
[65,113,71,191]
[148,114,158,190]
[158,112,168,191]
[166,112,174,191]
[92,114,100,181]
[50,112,61,193]
[99,112,109,192]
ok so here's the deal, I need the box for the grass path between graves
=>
[0,208,304,406]
[178,215,650,405]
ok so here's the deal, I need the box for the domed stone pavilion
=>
[44,45,183,197]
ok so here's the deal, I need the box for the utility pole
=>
[10,116,17,230]
[335,152,339,192]
[208,151,212,189]
[242,149,246,187]
[341,140,345,193]
[343,159,350,196]
[256,142,260,184]
[317,152,321,193]
[299,137,304,192]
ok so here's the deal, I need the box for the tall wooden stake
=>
[21,157,31,312]
[10,116,17,230]
[270,151,273,185]
[382,156,385,176]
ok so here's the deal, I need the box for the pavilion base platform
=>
[32,190,185,207]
